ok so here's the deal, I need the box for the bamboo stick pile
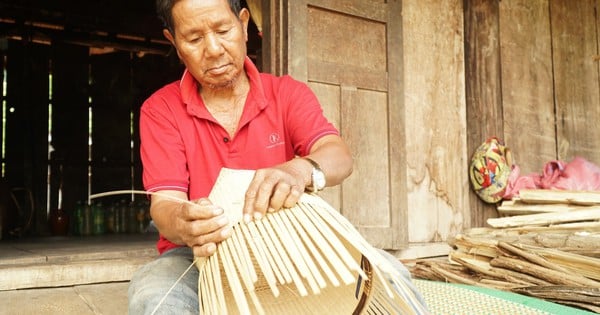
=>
[409,189,600,313]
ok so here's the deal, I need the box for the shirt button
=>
[223,137,230,143]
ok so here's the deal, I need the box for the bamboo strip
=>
[450,234,501,258]
[429,264,484,287]
[270,211,321,294]
[479,278,526,290]
[240,222,280,296]
[490,256,600,287]
[199,263,212,314]
[487,207,600,228]
[371,261,394,300]
[226,236,265,315]
[519,189,600,205]
[301,203,368,280]
[513,285,600,304]
[212,254,225,314]
[282,208,340,287]
[467,221,600,236]
[227,236,256,293]
[521,244,600,281]
[261,212,308,296]
[497,200,582,216]
[211,251,227,313]
[231,224,257,283]
[495,267,552,286]
[497,242,571,274]
[449,251,552,286]
[369,268,414,314]
[209,272,222,314]
[254,219,294,285]
[290,206,355,285]
[276,210,327,289]
[308,197,393,278]
[449,252,502,279]
[220,240,252,315]
[250,220,288,285]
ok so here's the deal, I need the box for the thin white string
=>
[90,190,200,315]
[150,257,199,315]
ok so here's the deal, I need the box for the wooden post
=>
[464,0,503,227]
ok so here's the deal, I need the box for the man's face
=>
[165,0,249,90]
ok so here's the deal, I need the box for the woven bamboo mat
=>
[414,279,595,315]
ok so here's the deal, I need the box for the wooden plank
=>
[519,189,600,205]
[284,0,410,250]
[467,222,600,236]
[497,200,583,216]
[341,87,390,228]
[285,0,308,80]
[464,0,503,228]
[552,0,600,164]
[487,207,600,228]
[308,59,388,91]
[0,257,152,290]
[306,5,387,80]
[499,0,555,174]
[307,82,342,209]
[307,0,386,22]
[402,0,467,244]
[387,0,408,249]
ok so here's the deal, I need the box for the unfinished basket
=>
[199,168,427,315]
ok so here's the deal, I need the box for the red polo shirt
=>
[140,57,338,253]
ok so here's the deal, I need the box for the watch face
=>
[313,169,326,190]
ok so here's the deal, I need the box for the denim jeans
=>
[128,247,427,314]
[128,247,199,315]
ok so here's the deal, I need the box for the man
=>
[128,0,354,313]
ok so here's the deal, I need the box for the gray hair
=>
[156,0,243,34]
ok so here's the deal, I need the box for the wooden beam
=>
[0,21,170,55]
[464,0,503,228]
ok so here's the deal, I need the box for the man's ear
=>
[163,29,181,60]
[163,29,175,46]
[239,8,250,42]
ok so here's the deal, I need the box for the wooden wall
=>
[2,0,599,253]
[400,0,600,257]
[0,40,182,236]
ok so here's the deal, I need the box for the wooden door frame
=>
[260,0,409,249]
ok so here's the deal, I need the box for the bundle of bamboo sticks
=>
[200,168,428,315]
[409,189,600,313]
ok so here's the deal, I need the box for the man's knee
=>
[128,248,199,315]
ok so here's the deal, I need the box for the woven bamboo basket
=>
[199,168,428,315]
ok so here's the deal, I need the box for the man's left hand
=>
[242,160,310,222]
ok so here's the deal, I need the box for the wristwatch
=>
[303,157,326,192]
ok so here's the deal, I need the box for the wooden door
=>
[266,0,407,249]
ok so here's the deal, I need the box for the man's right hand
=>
[149,191,233,257]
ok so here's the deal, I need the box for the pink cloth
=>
[503,156,600,199]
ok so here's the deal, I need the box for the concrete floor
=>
[1,282,129,315]
[0,233,157,315]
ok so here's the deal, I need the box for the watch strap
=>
[302,157,324,192]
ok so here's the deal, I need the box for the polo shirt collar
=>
[180,57,268,121]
